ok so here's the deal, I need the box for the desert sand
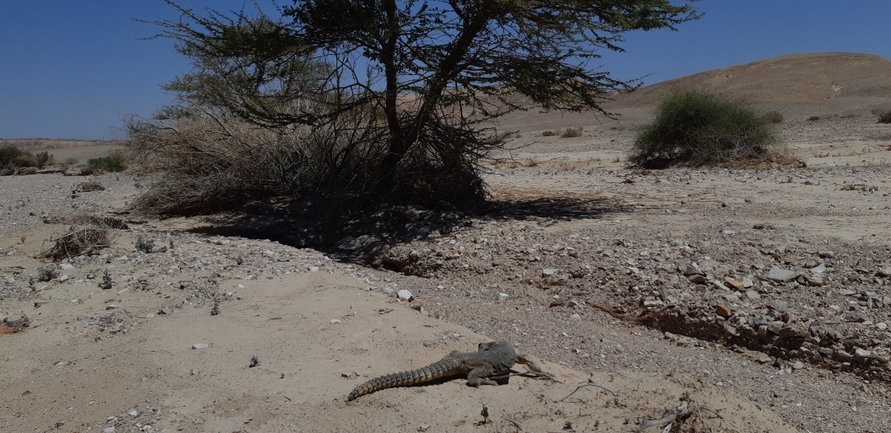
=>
[2,52,891,432]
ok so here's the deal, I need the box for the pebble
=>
[129,410,138,417]
[103,428,115,433]
[330,319,342,324]
[498,293,509,301]
[59,263,75,270]
[767,268,798,282]
[191,343,208,349]
[397,289,414,301]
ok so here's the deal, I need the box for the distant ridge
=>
[611,52,891,108]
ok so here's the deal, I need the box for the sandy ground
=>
[3,53,891,433]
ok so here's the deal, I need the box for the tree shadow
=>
[184,195,630,266]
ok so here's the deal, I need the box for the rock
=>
[722,229,736,235]
[792,361,805,370]
[767,268,798,282]
[103,427,116,433]
[330,319,342,324]
[810,263,826,274]
[855,348,872,358]
[59,263,75,270]
[688,274,707,284]
[409,300,423,311]
[844,311,869,323]
[766,299,788,313]
[541,268,558,277]
[191,343,208,349]
[818,251,835,258]
[802,274,824,286]
[724,277,745,291]
[716,305,732,319]
[129,410,138,417]
[497,293,509,301]
[745,290,761,300]
[684,263,702,276]
[877,322,888,330]
[397,289,414,301]
[570,313,581,320]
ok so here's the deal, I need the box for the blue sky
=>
[1,1,889,140]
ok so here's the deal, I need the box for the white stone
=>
[397,289,414,301]
[103,427,115,433]
[129,410,138,417]
[59,263,75,270]
[191,343,208,350]
[498,293,509,301]
[330,319,342,324]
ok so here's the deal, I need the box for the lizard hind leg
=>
[465,364,499,387]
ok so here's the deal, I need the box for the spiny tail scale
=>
[347,358,463,401]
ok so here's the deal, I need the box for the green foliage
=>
[88,151,127,172]
[99,270,113,290]
[35,151,53,167]
[36,266,59,282]
[135,235,155,253]
[0,146,24,167]
[630,90,780,168]
[142,0,699,213]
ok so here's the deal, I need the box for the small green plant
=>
[36,266,59,282]
[35,151,53,167]
[99,269,113,290]
[807,116,820,121]
[541,130,557,137]
[763,110,783,123]
[135,235,155,253]
[630,90,780,168]
[560,127,582,138]
[87,150,127,172]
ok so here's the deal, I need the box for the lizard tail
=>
[347,358,461,401]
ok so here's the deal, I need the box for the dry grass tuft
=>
[42,228,112,261]
[560,127,583,138]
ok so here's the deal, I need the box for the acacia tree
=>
[152,0,699,200]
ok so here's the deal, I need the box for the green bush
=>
[88,151,127,172]
[630,90,780,168]
[0,146,24,165]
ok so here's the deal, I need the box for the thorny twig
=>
[559,377,618,402]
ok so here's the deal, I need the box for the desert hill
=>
[496,52,891,130]
[608,52,891,114]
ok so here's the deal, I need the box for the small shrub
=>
[42,228,111,261]
[135,235,155,253]
[873,109,891,124]
[0,146,25,166]
[630,90,780,168]
[36,266,59,282]
[763,111,784,123]
[541,130,557,136]
[98,270,113,290]
[807,116,820,121]
[88,151,127,172]
[35,151,53,167]
[560,127,582,138]
[78,181,105,192]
